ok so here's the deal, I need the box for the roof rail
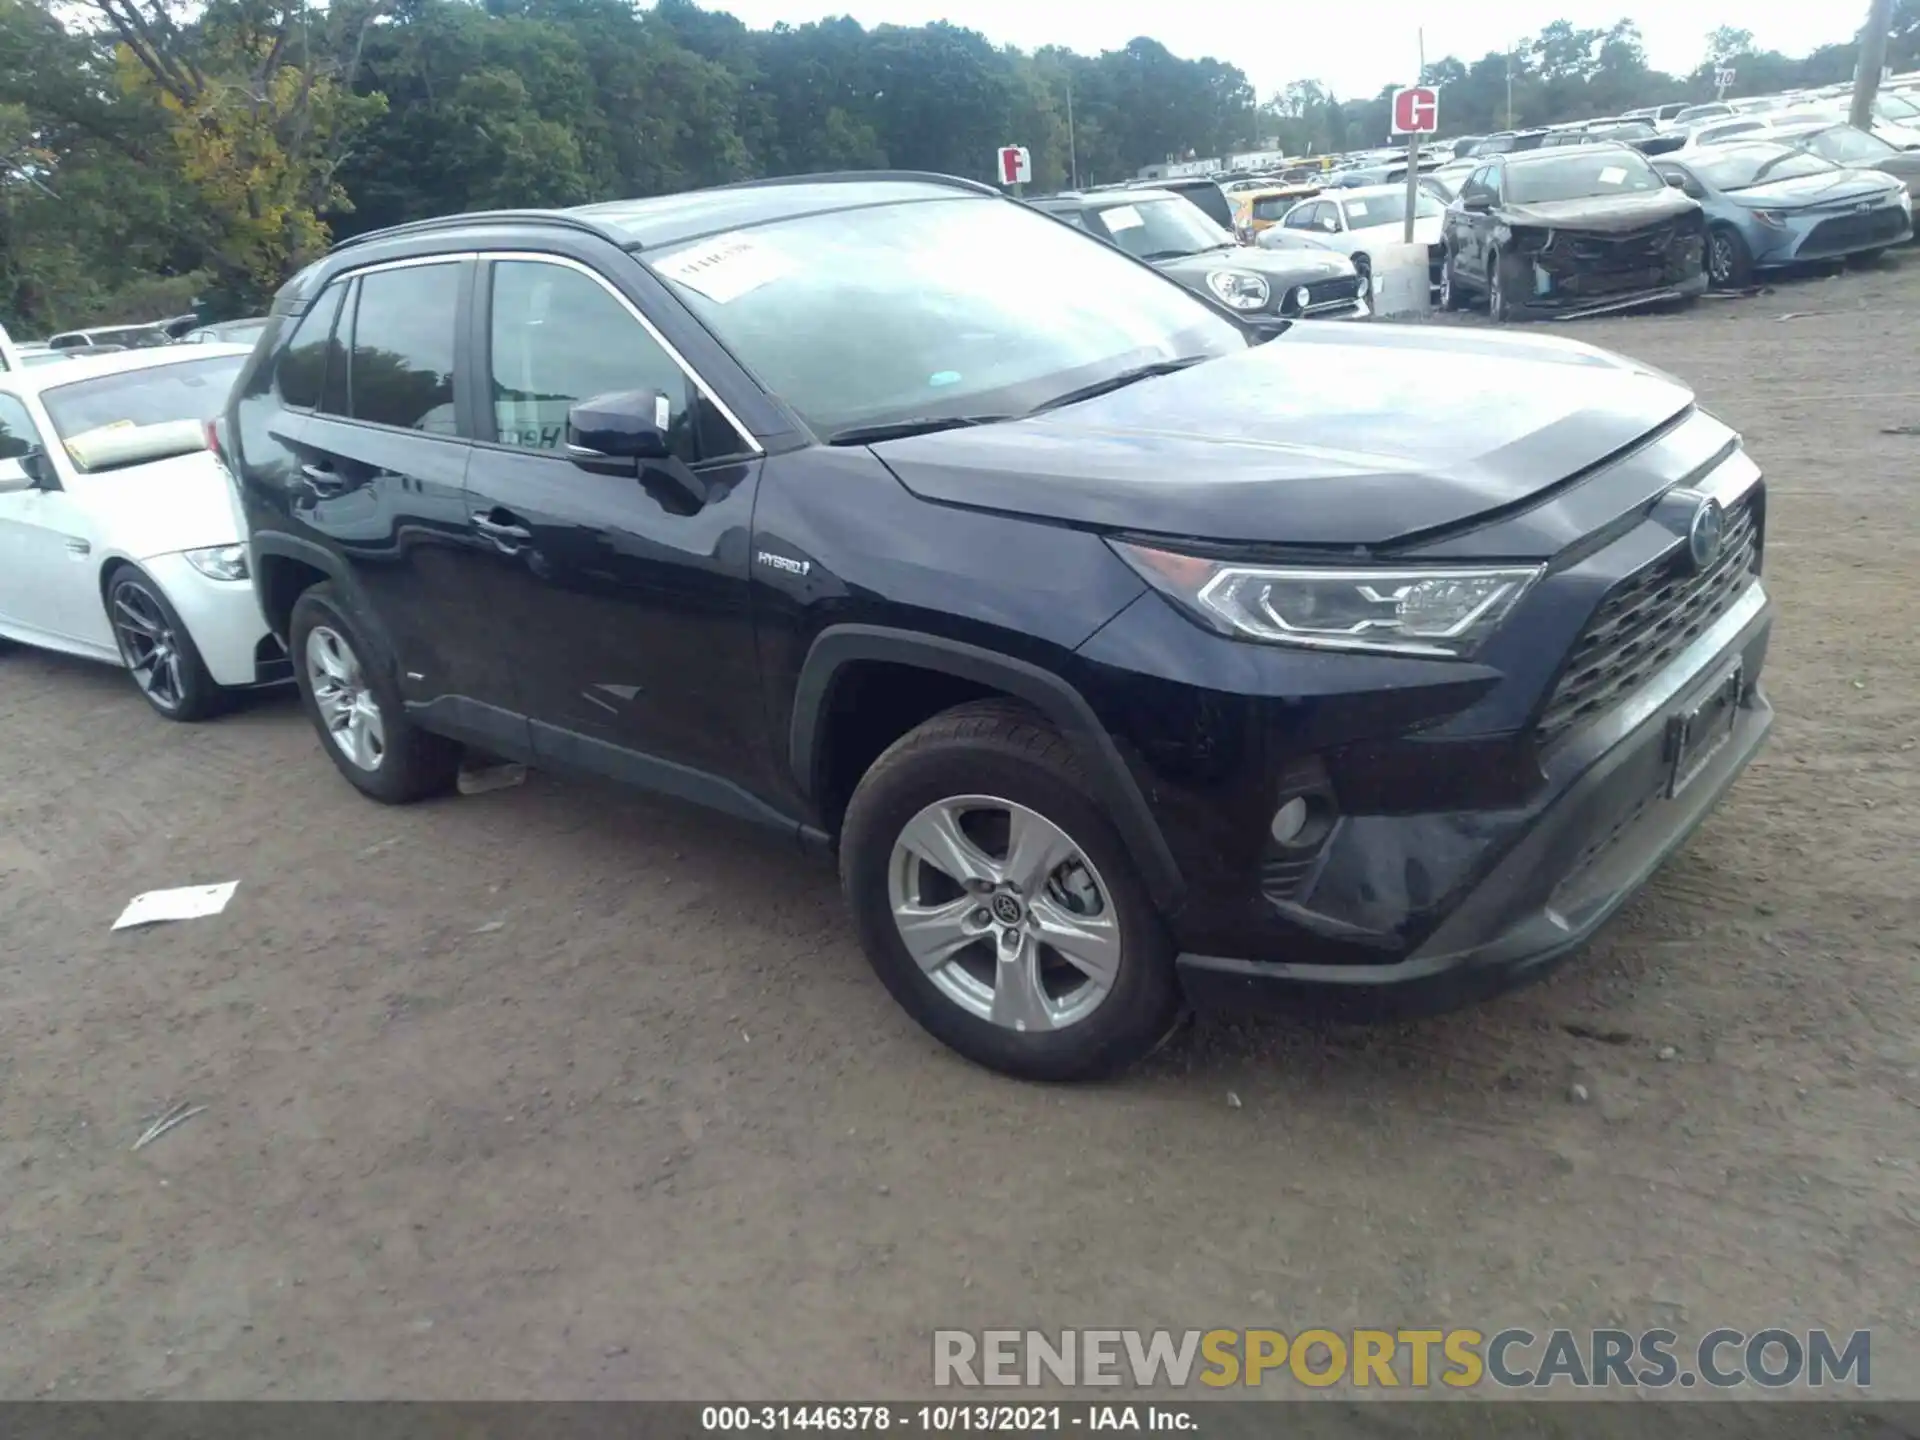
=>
[329,209,612,255]
[694,170,1001,198]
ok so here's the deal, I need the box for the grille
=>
[1804,206,1909,254]
[1535,490,1761,748]
[1565,223,1676,268]
[1301,277,1362,312]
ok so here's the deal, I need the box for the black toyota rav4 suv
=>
[221,171,1774,1082]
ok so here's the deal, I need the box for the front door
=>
[460,254,765,786]
[0,393,105,651]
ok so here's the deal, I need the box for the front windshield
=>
[41,356,244,457]
[1341,191,1442,228]
[1094,197,1232,260]
[648,197,1245,438]
[1802,125,1896,163]
[1506,151,1663,203]
[1691,145,1835,191]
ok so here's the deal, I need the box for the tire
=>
[1488,249,1518,322]
[104,565,225,722]
[1439,252,1466,311]
[840,700,1183,1082]
[1850,246,1889,266]
[289,582,460,804]
[1707,225,1753,289]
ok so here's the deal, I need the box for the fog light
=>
[1294,285,1311,308]
[1270,796,1310,845]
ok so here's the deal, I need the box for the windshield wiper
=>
[1030,356,1210,415]
[1138,248,1202,261]
[824,415,1013,446]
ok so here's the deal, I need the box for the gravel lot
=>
[3,257,1917,1401]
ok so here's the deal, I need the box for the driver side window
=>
[1283,203,1315,230]
[486,259,742,464]
[0,393,42,462]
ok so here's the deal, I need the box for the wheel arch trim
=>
[250,532,402,679]
[791,624,1185,911]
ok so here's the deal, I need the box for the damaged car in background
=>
[1439,145,1707,321]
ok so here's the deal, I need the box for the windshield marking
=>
[652,231,796,304]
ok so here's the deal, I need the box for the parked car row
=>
[5,170,1778,1087]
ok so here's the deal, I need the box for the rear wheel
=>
[290,583,460,804]
[105,566,224,722]
[1707,224,1753,288]
[840,701,1183,1082]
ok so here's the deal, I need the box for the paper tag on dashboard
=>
[1101,204,1144,232]
[1598,166,1627,185]
[653,233,794,303]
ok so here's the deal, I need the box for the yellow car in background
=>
[1231,183,1324,243]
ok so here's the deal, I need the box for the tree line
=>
[3,0,1916,334]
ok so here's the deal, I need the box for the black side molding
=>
[790,625,1185,912]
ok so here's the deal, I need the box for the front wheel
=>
[289,583,460,804]
[106,566,224,722]
[840,701,1183,1081]
[1488,250,1518,322]
[1439,252,1466,311]
[1707,225,1753,288]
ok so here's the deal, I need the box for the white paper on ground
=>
[113,881,239,931]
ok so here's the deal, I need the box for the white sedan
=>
[1257,183,1446,288]
[0,345,287,720]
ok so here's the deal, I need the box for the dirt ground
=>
[3,257,1917,1403]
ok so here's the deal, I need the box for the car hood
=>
[85,450,243,560]
[1494,186,1699,232]
[1158,247,1355,285]
[871,326,1695,548]
[1728,169,1900,207]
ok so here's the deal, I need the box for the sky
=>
[695,0,1864,102]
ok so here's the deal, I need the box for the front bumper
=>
[144,552,285,689]
[1177,581,1773,1020]
[1513,269,1707,320]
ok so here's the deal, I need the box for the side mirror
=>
[567,389,673,469]
[1664,172,1687,188]
[0,447,51,493]
[1461,192,1491,212]
[1319,216,1339,232]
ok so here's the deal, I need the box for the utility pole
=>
[1403,29,1426,245]
[1850,0,1894,131]
[1506,45,1514,129]
[1065,74,1079,190]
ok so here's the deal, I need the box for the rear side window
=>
[277,282,346,410]
[345,263,460,435]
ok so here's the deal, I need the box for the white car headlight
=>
[182,544,249,581]
[1113,541,1542,658]
[1205,269,1271,310]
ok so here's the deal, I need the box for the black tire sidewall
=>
[289,583,456,803]
[1708,225,1752,289]
[105,566,221,722]
[841,727,1181,1082]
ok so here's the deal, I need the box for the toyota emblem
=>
[1687,496,1725,572]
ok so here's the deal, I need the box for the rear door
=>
[460,252,766,785]
[281,257,522,749]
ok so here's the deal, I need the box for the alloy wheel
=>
[305,624,386,771]
[886,795,1120,1033]
[1709,232,1735,286]
[110,579,185,712]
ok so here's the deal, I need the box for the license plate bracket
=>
[1665,662,1743,799]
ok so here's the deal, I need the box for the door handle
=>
[472,511,533,549]
[300,461,346,495]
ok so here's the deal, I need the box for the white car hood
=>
[85,450,243,562]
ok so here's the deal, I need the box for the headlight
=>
[182,544,249,581]
[1112,541,1542,658]
[1748,209,1791,229]
[1205,269,1271,310]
